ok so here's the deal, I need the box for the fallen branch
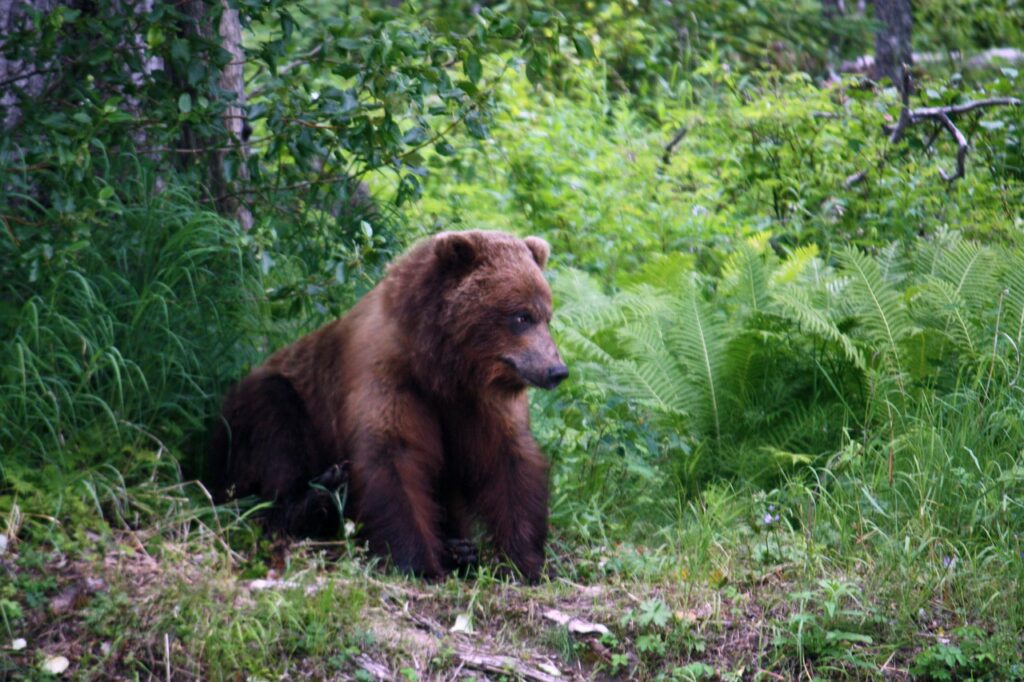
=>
[353,655,391,681]
[907,97,1022,120]
[840,47,1024,74]
[455,646,562,682]
[935,112,968,182]
[846,88,1021,187]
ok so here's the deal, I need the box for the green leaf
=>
[146,24,165,48]
[178,93,192,114]
[526,51,548,85]
[464,53,482,85]
[170,38,190,64]
[464,111,488,139]
[572,33,594,59]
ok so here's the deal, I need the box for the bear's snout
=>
[502,353,569,390]
[544,363,569,388]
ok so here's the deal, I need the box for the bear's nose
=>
[546,364,569,388]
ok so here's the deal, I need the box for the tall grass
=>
[0,177,262,480]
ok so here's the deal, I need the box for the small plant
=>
[670,662,717,681]
[774,579,877,672]
[911,626,1019,681]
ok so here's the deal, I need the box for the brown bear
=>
[209,230,567,581]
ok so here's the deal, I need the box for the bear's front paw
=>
[311,462,349,491]
[444,538,479,572]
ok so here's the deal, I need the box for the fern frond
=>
[917,227,963,277]
[772,244,820,285]
[605,356,689,418]
[666,284,730,441]
[913,276,976,355]
[745,232,773,252]
[837,246,913,365]
[933,240,999,312]
[720,242,772,315]
[553,269,620,333]
[876,241,909,285]
[554,325,615,364]
[1001,249,1024,347]
[774,286,865,369]
[617,320,667,359]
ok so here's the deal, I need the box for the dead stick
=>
[935,112,968,182]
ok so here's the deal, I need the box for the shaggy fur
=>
[210,231,567,581]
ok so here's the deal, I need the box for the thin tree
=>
[873,0,912,92]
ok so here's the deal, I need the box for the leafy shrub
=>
[419,62,1024,286]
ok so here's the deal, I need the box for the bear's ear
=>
[524,236,550,270]
[434,232,479,272]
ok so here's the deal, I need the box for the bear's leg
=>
[278,462,349,538]
[213,372,342,537]
[474,455,549,583]
[440,489,478,573]
[352,447,447,579]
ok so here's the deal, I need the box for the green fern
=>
[666,283,729,442]
[774,286,865,369]
[554,325,616,364]
[914,276,977,355]
[605,356,690,418]
[556,270,670,335]
[1001,249,1024,348]
[720,241,772,316]
[931,240,999,312]
[772,243,821,286]
[837,246,913,369]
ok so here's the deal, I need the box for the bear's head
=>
[397,231,568,397]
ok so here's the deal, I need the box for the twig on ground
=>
[354,655,391,680]
[455,646,562,682]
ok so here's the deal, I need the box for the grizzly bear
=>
[209,231,567,581]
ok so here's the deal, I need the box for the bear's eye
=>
[511,311,535,329]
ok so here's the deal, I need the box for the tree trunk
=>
[873,0,912,92]
[0,0,58,131]
[215,2,253,230]
[822,0,846,22]
[177,0,253,229]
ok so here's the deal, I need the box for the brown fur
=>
[210,231,567,581]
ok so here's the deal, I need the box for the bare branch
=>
[934,112,967,182]
[1,213,20,246]
[910,97,1022,121]
[846,93,1020,187]
[844,169,869,188]
[662,125,689,164]
[0,67,55,89]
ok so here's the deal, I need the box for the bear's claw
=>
[444,538,479,570]
[311,462,349,491]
